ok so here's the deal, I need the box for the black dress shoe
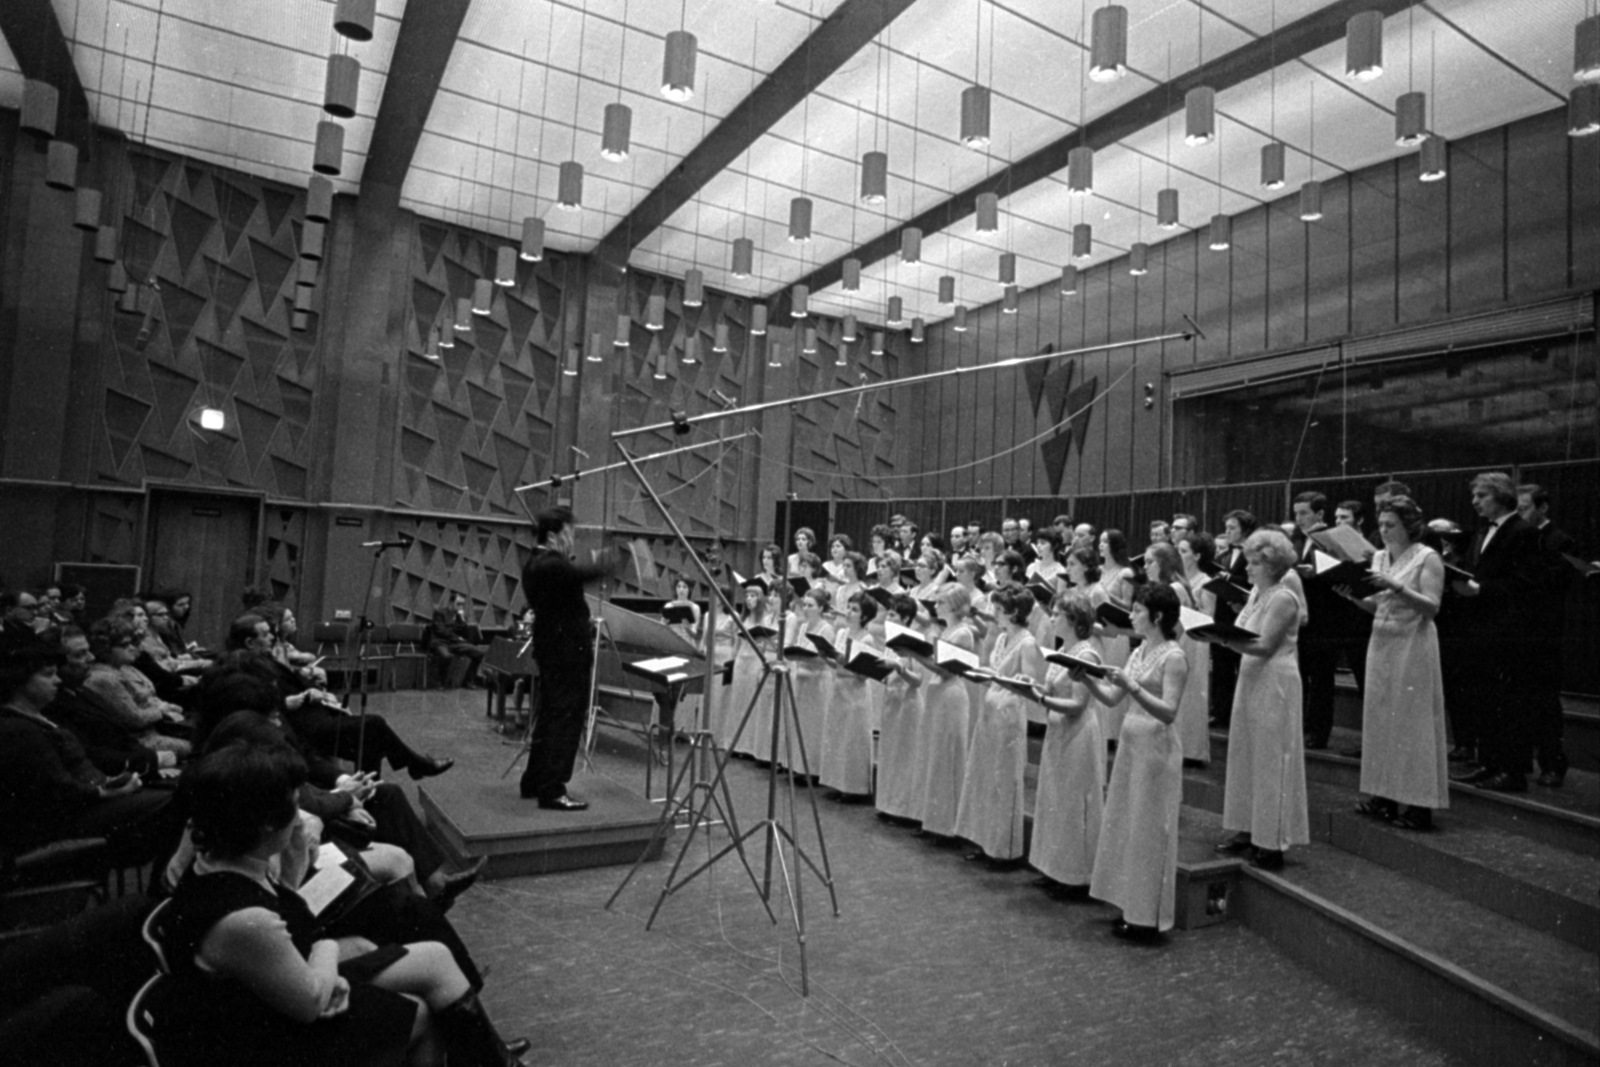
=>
[1355,798,1397,820]
[1476,772,1527,793]
[1392,807,1434,832]
[1214,834,1253,855]
[1446,745,1476,763]
[409,755,455,780]
[1450,765,1492,783]
[1250,848,1285,871]
[1303,735,1328,751]
[433,856,487,911]
[1111,918,1161,942]
[537,793,589,811]
[1537,770,1566,788]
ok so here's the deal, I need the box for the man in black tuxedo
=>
[1210,509,1258,727]
[1290,492,1368,750]
[518,506,623,810]
[1448,472,1543,793]
[1517,484,1575,787]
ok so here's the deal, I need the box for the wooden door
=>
[143,490,260,648]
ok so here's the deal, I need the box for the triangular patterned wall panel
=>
[93,145,323,496]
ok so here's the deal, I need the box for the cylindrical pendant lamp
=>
[74,188,102,231]
[425,328,441,359]
[683,268,704,308]
[835,344,849,367]
[910,317,925,343]
[586,330,604,361]
[768,344,783,369]
[938,275,956,304]
[1569,84,1600,136]
[1185,86,1215,145]
[107,262,129,294]
[300,221,325,261]
[313,121,344,175]
[646,292,666,330]
[1090,5,1129,82]
[870,331,885,356]
[662,30,698,101]
[683,335,700,365]
[654,347,670,379]
[1395,91,1427,146]
[887,296,904,326]
[323,54,360,118]
[1299,180,1324,221]
[713,322,730,352]
[752,304,769,335]
[843,257,862,291]
[297,257,319,289]
[45,141,78,191]
[788,196,813,242]
[118,286,140,314]
[901,227,922,264]
[1156,187,1180,229]
[455,297,474,331]
[1345,10,1384,81]
[1129,242,1149,276]
[307,175,334,222]
[791,284,809,318]
[564,347,580,376]
[294,286,314,314]
[614,313,632,347]
[472,278,494,315]
[1060,264,1078,295]
[439,321,456,349]
[21,79,59,136]
[842,313,858,342]
[334,0,376,41]
[975,192,999,233]
[521,217,546,261]
[802,327,818,354]
[495,246,517,287]
[1418,134,1447,181]
[292,309,311,332]
[731,236,754,277]
[861,150,888,204]
[1072,223,1092,260]
[1260,142,1286,189]
[1067,145,1093,195]
[998,251,1016,286]
[601,102,632,161]
[1002,285,1018,314]
[1578,15,1600,81]
[960,85,992,148]
[1208,213,1232,251]
[953,306,969,332]
[557,161,584,210]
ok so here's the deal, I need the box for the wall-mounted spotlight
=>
[198,407,226,431]
[670,410,692,436]
[1143,382,1156,410]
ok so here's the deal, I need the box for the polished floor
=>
[377,688,1466,1067]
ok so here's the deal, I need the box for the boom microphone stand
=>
[349,533,413,770]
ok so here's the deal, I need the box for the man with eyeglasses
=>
[2,590,42,640]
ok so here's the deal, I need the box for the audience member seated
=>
[0,893,158,1067]
[254,601,329,685]
[1,590,44,640]
[44,625,174,779]
[106,597,197,706]
[0,632,183,873]
[139,741,526,1067]
[81,618,192,759]
[223,615,453,780]
[188,667,477,907]
[429,593,487,689]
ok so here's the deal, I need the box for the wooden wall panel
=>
[1305,176,1352,343]
[1132,248,1169,490]
[1348,162,1398,336]
[972,307,1003,499]
[1030,290,1065,496]
[1058,273,1088,492]
[950,316,978,499]
[1162,232,1200,369]
[1572,127,1600,290]
[1505,111,1569,302]
[1229,205,1270,358]
[1192,235,1233,364]
[1449,128,1508,311]
[1104,267,1140,492]
[1266,196,1308,352]
[1396,147,1452,322]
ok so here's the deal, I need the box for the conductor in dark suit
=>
[1517,484,1575,787]
[518,506,623,810]
[1448,472,1543,793]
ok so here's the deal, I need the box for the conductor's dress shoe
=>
[537,793,589,811]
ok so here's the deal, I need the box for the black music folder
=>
[1096,601,1134,631]
[661,603,697,625]
[806,631,842,660]
[1201,575,1251,608]
[1044,650,1107,679]
[1180,606,1258,643]
[845,644,897,682]
[884,620,935,657]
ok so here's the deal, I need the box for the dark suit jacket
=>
[46,685,163,778]
[1459,513,1542,643]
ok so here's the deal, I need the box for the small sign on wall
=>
[191,507,222,517]
[335,516,365,528]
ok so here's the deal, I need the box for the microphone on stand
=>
[361,533,415,549]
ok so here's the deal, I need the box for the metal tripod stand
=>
[603,444,838,995]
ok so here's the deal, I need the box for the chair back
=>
[312,622,349,653]
[140,896,174,974]
[387,622,426,647]
[124,972,169,1067]
[364,624,390,647]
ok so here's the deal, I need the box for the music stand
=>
[604,444,838,995]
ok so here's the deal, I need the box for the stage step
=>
[1230,831,1600,1067]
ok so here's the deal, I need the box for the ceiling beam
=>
[0,0,95,146]
[772,0,1429,317]
[358,0,475,202]
[592,0,922,275]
